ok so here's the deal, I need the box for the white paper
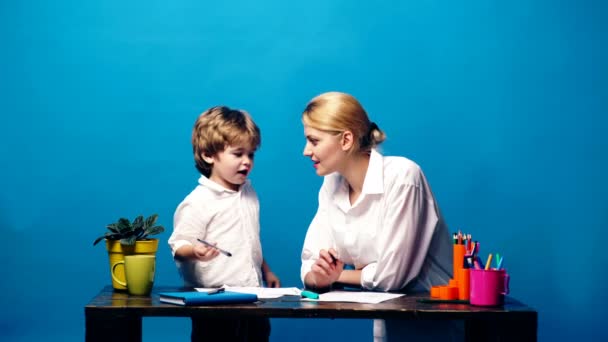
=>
[311,291,405,304]
[195,287,404,303]
[213,286,302,299]
[194,288,224,293]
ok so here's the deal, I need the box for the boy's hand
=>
[263,271,281,288]
[192,243,220,261]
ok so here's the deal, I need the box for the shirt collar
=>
[361,149,384,195]
[198,175,244,194]
[332,149,385,211]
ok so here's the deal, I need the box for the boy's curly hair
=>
[192,106,261,177]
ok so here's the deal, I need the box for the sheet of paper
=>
[203,286,302,299]
[311,291,405,304]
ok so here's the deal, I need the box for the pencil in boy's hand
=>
[197,239,233,257]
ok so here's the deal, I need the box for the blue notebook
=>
[159,291,258,306]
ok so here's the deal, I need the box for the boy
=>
[168,106,280,342]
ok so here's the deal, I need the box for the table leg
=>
[465,316,537,342]
[85,312,142,342]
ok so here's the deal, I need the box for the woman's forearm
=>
[337,269,362,287]
[305,269,362,291]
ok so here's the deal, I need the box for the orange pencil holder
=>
[439,285,458,300]
[458,268,470,300]
[453,244,466,278]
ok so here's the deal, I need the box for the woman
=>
[299,92,456,341]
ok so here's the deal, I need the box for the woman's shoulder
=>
[383,155,422,174]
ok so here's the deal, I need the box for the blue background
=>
[1,1,606,341]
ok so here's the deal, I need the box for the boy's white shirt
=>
[169,175,263,287]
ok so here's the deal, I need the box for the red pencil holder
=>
[469,269,509,306]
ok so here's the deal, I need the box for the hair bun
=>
[368,121,386,146]
[369,122,378,132]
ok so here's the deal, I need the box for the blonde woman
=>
[299,92,457,341]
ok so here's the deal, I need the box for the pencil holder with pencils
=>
[469,268,509,306]
[429,231,507,304]
[453,244,467,300]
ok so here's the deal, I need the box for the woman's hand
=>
[192,243,220,261]
[263,271,281,288]
[309,248,343,289]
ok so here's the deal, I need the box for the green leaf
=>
[145,225,165,236]
[94,232,122,245]
[93,236,105,246]
[106,223,119,233]
[117,218,131,232]
[145,214,158,228]
[121,235,137,246]
[133,227,145,239]
[132,215,144,230]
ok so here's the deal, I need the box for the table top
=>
[85,286,537,321]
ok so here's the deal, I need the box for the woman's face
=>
[302,125,345,176]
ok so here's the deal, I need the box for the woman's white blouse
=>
[300,149,452,292]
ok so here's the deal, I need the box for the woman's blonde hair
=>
[192,106,260,177]
[302,92,385,153]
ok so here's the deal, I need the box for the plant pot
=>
[106,239,159,291]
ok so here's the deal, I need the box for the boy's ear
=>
[201,152,215,164]
[340,130,354,152]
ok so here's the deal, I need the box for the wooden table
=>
[85,286,537,341]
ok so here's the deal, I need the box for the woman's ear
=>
[201,152,215,164]
[340,131,354,152]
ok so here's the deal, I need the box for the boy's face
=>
[204,144,255,191]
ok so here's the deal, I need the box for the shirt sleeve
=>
[300,178,335,284]
[360,168,440,291]
[168,198,212,257]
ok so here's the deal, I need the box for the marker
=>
[465,255,474,268]
[496,256,504,270]
[197,239,233,257]
[484,254,493,270]
[301,290,319,300]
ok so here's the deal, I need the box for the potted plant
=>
[94,214,165,291]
